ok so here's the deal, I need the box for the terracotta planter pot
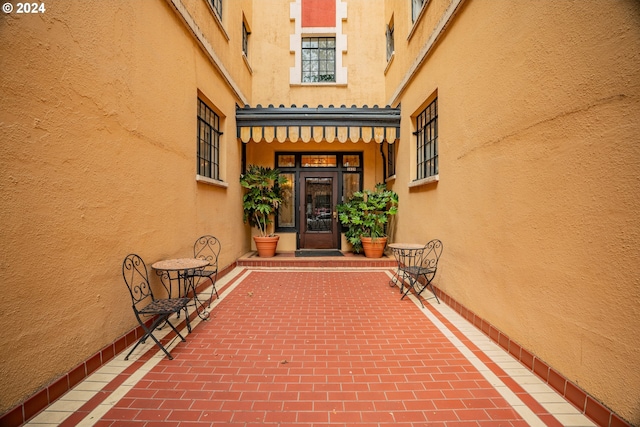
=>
[360,236,387,258]
[253,235,279,257]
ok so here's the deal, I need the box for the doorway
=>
[299,171,339,249]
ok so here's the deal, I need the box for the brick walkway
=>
[27,267,597,426]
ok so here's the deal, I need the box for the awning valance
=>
[236,104,400,143]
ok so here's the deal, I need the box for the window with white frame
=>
[386,17,394,62]
[412,0,426,22]
[415,97,438,180]
[197,98,222,180]
[302,37,336,83]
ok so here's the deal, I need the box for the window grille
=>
[415,97,438,180]
[302,37,336,83]
[209,0,222,19]
[197,99,221,180]
[242,22,249,56]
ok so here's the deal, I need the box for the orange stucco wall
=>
[386,0,640,423]
[0,0,251,414]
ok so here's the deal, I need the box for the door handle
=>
[332,211,337,219]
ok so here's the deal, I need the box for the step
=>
[236,251,397,268]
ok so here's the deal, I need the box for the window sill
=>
[385,174,396,183]
[385,53,395,75]
[408,174,439,188]
[408,0,430,41]
[243,53,253,74]
[205,2,230,41]
[291,82,348,87]
[196,175,229,188]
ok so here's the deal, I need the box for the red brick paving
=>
[96,270,532,426]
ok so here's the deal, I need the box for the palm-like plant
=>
[240,165,287,237]
[337,183,399,253]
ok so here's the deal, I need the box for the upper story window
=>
[386,17,394,62]
[302,37,336,83]
[197,98,222,180]
[209,0,222,20]
[412,0,426,22]
[415,97,438,180]
[242,21,250,57]
[387,142,396,178]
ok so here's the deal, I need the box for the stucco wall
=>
[389,0,640,422]
[0,0,250,413]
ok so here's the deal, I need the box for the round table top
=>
[151,258,209,271]
[388,243,424,250]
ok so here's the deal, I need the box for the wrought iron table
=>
[151,258,210,330]
[388,242,442,307]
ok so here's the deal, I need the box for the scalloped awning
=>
[236,104,400,143]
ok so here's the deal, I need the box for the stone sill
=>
[196,175,228,188]
[408,174,439,188]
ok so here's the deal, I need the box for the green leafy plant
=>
[336,183,399,253]
[240,165,287,237]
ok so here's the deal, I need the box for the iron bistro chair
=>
[122,254,191,360]
[399,239,443,307]
[188,235,221,307]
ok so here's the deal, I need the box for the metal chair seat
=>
[400,266,436,276]
[138,298,191,316]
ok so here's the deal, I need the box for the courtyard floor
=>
[25,265,597,426]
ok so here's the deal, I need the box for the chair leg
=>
[125,314,185,361]
[210,282,219,305]
[400,275,420,305]
[205,274,219,308]
[183,306,192,333]
[415,278,440,304]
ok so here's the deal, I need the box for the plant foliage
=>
[240,165,287,237]
[336,183,399,253]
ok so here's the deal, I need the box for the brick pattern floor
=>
[24,267,600,427]
[97,270,529,426]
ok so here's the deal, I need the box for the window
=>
[242,21,250,57]
[209,0,222,19]
[412,0,425,22]
[277,173,296,228]
[302,37,336,83]
[387,142,396,178]
[301,154,337,167]
[386,18,394,62]
[197,98,222,180]
[415,97,438,180]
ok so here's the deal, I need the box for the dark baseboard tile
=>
[432,286,632,427]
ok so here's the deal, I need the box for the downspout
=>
[380,142,387,184]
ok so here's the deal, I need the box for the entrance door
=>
[299,172,339,249]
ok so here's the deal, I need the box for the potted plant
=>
[336,183,399,258]
[240,164,287,257]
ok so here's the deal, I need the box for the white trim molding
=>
[289,0,348,85]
